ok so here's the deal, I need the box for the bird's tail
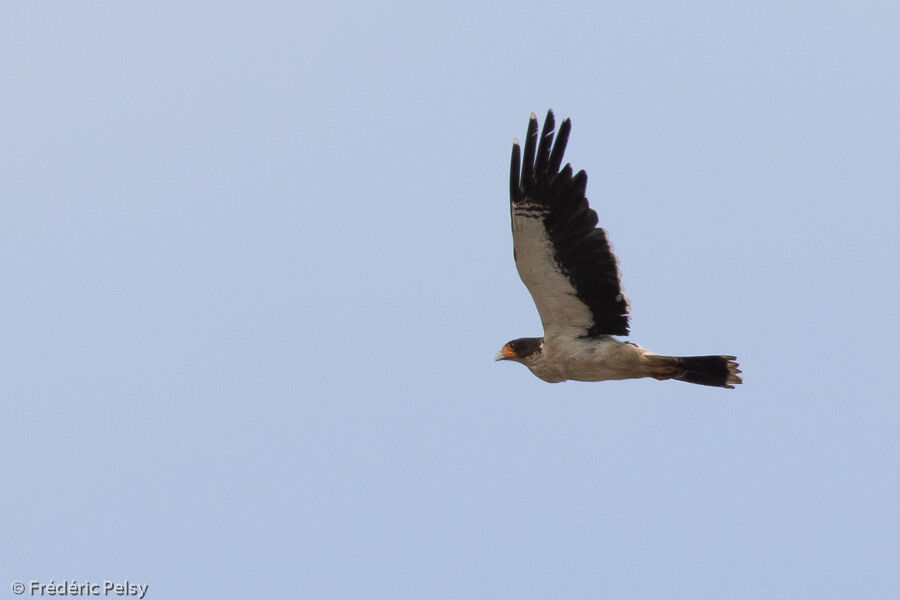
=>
[645,354,742,388]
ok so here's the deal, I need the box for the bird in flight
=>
[495,110,742,388]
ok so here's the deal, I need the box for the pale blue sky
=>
[2,2,898,598]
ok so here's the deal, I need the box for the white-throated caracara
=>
[496,111,742,388]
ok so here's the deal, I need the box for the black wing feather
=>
[509,110,630,337]
[520,114,538,186]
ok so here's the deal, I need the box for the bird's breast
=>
[532,337,646,383]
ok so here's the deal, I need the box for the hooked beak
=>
[494,345,514,361]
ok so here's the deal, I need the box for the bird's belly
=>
[535,338,647,382]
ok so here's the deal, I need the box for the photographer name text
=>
[15,581,148,599]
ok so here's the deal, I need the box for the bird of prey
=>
[495,110,742,388]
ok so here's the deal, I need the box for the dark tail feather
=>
[647,355,742,389]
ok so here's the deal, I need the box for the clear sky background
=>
[2,2,898,599]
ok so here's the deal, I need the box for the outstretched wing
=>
[509,110,630,339]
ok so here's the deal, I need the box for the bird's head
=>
[494,337,543,364]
